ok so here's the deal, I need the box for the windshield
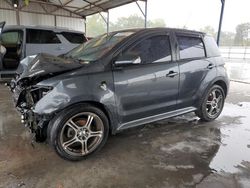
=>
[65,31,135,62]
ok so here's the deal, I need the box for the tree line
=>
[86,14,166,37]
[86,14,250,46]
[200,23,250,46]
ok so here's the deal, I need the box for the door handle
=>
[166,71,178,78]
[207,63,215,69]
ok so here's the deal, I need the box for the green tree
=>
[86,15,106,37]
[110,14,144,31]
[86,14,166,37]
[24,0,29,5]
[200,25,216,37]
[200,25,235,46]
[220,31,235,46]
[234,22,250,46]
[110,14,166,31]
[148,18,166,28]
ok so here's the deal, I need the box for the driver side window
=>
[116,35,171,65]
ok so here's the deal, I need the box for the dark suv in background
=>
[11,28,229,161]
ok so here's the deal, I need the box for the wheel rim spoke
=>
[85,115,94,129]
[89,131,103,138]
[212,90,216,100]
[216,105,220,112]
[67,119,79,132]
[208,106,214,115]
[63,137,78,149]
[206,100,212,106]
[217,95,222,102]
[81,140,88,155]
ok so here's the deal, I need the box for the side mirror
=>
[115,56,141,66]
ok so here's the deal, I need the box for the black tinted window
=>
[177,36,205,59]
[117,35,171,64]
[61,32,86,44]
[26,29,60,44]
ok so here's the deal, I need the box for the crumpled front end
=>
[9,53,83,142]
[13,83,54,142]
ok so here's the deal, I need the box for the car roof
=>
[3,25,84,34]
[109,27,205,37]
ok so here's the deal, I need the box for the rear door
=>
[113,33,179,125]
[175,33,216,108]
[25,29,62,56]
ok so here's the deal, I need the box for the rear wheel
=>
[196,85,225,121]
[48,104,109,161]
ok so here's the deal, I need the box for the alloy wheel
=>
[59,112,104,157]
[206,88,224,118]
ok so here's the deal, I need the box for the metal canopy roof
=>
[30,0,146,18]
[1,0,225,45]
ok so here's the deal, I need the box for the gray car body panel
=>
[12,28,229,134]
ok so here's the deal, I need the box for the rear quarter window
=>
[61,32,87,44]
[177,35,205,60]
[203,35,221,57]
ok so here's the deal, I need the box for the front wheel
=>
[196,85,225,121]
[48,104,109,161]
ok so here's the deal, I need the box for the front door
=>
[113,34,179,125]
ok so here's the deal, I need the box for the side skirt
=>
[116,107,197,132]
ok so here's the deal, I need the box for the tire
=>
[47,104,109,161]
[195,85,225,122]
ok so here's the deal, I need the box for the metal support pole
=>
[83,17,87,35]
[16,9,20,25]
[99,12,109,34]
[217,0,225,46]
[54,15,57,27]
[135,0,147,28]
[107,10,109,34]
[144,0,147,28]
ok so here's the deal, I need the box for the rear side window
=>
[61,32,87,44]
[177,35,205,60]
[203,35,220,57]
[117,35,172,64]
[26,29,61,44]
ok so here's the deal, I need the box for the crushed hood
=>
[18,53,83,82]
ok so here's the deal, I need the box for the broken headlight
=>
[30,86,53,103]
[41,87,52,97]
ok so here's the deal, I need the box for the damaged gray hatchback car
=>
[10,28,229,161]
